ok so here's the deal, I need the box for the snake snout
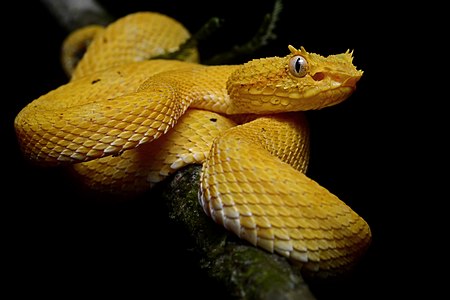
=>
[342,75,361,88]
[323,72,362,90]
[311,71,360,87]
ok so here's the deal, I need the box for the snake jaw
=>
[302,69,363,109]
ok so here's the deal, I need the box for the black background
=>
[2,1,428,299]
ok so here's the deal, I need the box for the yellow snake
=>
[14,11,371,275]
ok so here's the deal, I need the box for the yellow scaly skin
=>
[14,12,371,275]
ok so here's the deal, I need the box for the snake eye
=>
[289,55,308,77]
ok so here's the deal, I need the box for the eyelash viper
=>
[14,11,371,275]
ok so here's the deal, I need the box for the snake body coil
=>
[14,12,371,275]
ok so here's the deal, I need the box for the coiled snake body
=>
[14,12,371,275]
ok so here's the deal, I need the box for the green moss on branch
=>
[158,164,316,300]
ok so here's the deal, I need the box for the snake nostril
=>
[312,72,325,81]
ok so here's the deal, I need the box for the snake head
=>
[226,45,363,114]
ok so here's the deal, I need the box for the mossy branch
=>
[203,0,283,65]
[157,0,284,65]
[157,164,316,300]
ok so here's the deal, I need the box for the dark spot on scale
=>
[210,118,217,122]
[91,79,101,84]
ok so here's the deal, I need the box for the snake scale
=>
[14,11,371,275]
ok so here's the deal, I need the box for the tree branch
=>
[158,165,316,300]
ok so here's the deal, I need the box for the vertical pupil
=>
[295,58,301,73]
